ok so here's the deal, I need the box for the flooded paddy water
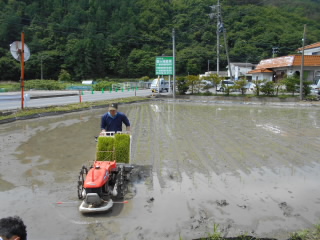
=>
[0,101,320,240]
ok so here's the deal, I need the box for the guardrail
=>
[0,94,31,107]
[0,94,30,100]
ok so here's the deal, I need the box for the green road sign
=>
[155,56,173,75]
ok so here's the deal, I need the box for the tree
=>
[252,79,266,96]
[0,56,20,80]
[234,79,247,95]
[58,69,72,82]
[176,76,189,95]
[207,74,223,93]
[127,49,155,78]
[284,76,299,96]
[274,80,286,96]
[261,81,275,96]
[302,81,312,97]
[187,75,200,94]
[1,0,320,81]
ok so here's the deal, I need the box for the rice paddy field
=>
[0,101,319,240]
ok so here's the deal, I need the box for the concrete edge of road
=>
[1,95,319,125]
[0,90,79,99]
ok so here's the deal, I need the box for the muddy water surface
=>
[0,101,320,240]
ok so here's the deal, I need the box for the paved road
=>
[0,89,166,111]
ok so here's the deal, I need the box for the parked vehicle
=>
[309,79,320,94]
[243,82,256,91]
[151,78,170,92]
[216,80,235,92]
[201,80,214,87]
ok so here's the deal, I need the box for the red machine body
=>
[84,161,117,189]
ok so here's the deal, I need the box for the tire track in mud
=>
[199,105,319,176]
[129,103,167,188]
[180,105,262,175]
[172,104,220,176]
[151,103,183,184]
[159,103,213,179]
[127,104,153,165]
[209,108,256,173]
[149,102,182,188]
[208,106,273,173]
[245,107,320,170]
[128,102,320,196]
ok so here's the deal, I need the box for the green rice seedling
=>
[114,134,130,163]
[207,223,222,240]
[290,230,309,240]
[96,136,115,161]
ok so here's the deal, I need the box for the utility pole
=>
[219,4,233,81]
[272,47,279,58]
[41,55,43,80]
[210,1,233,80]
[300,24,306,101]
[172,28,176,99]
[216,0,220,76]
[209,1,220,76]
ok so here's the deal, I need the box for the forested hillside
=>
[0,0,320,81]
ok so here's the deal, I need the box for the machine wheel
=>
[77,165,88,200]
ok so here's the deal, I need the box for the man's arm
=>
[123,114,131,133]
[100,115,107,134]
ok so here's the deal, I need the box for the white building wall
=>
[304,47,320,55]
[252,73,273,82]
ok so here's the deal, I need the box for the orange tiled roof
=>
[248,68,273,74]
[256,56,294,69]
[292,55,320,66]
[297,42,320,51]
[256,55,320,69]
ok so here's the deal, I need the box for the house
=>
[248,55,320,83]
[297,42,320,55]
[199,63,256,81]
[228,62,256,80]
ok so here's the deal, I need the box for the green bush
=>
[96,137,115,161]
[25,80,67,90]
[96,77,110,82]
[177,76,189,95]
[305,95,319,101]
[303,81,312,96]
[58,69,72,82]
[284,76,299,96]
[93,81,114,91]
[140,76,150,81]
[0,82,20,91]
[261,81,275,96]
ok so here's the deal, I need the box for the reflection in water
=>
[255,123,284,135]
